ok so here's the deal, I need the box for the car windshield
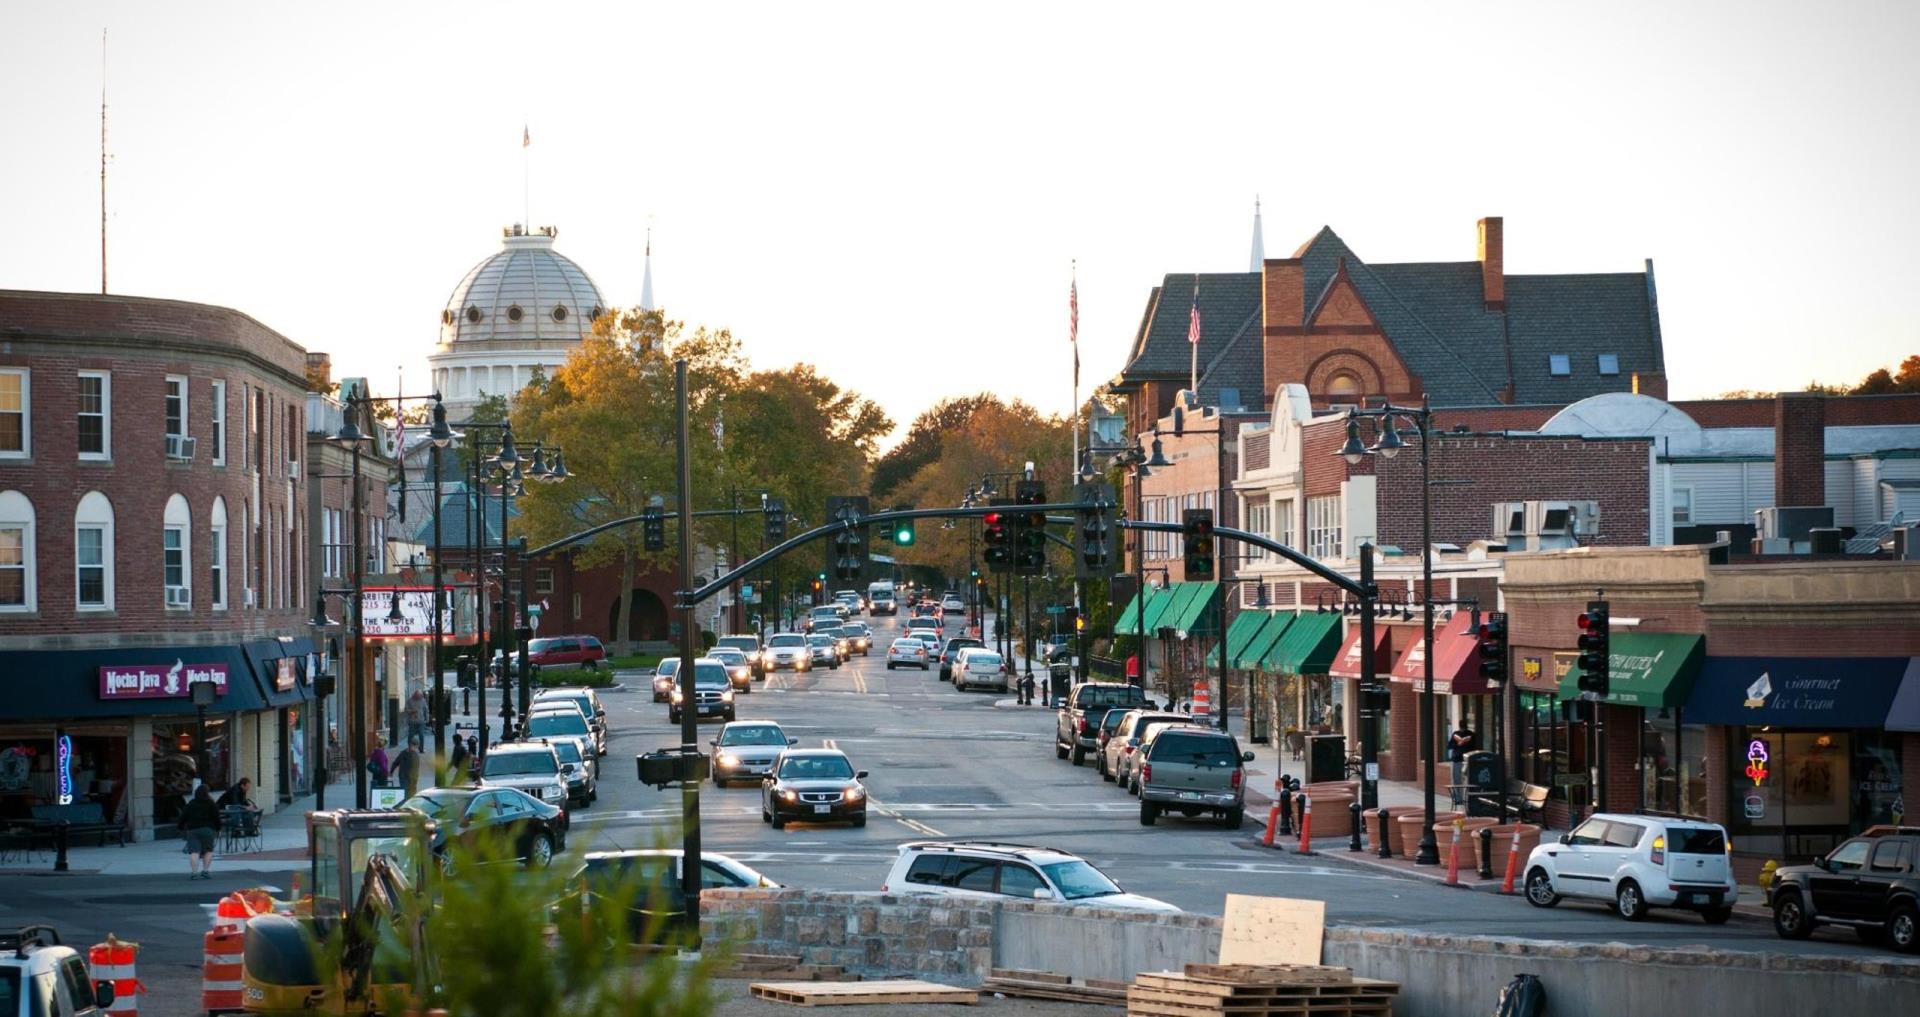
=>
[843,624,870,635]
[947,639,981,653]
[1039,859,1123,900]
[710,650,747,665]
[779,755,854,779]
[402,790,469,818]
[693,663,729,686]
[656,658,680,676]
[716,637,757,652]
[526,713,588,738]
[720,725,787,746]
[1149,733,1239,766]
[483,751,557,776]
[769,634,805,647]
[1077,685,1147,709]
[807,635,836,646]
[810,609,838,618]
[551,741,584,764]
[893,638,923,648]
[528,638,559,653]
[538,694,592,715]
[1668,826,1726,853]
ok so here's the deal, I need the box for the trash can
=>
[1049,662,1073,705]
[1464,750,1505,817]
[1306,734,1348,785]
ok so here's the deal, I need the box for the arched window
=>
[0,489,34,611]
[163,493,192,609]
[211,496,229,611]
[75,491,114,610]
[1325,372,1362,401]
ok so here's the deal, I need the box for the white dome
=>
[437,226,605,347]
[1539,392,1703,442]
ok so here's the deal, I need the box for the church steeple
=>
[640,226,656,312]
[1248,196,1266,272]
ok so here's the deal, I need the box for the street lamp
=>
[326,393,377,809]
[190,675,218,789]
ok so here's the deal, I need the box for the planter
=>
[1302,780,1359,801]
[1396,810,1463,859]
[1291,793,1355,839]
[1473,823,1543,872]
[1432,817,1497,865]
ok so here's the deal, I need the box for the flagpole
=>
[1070,261,1079,485]
[521,124,530,228]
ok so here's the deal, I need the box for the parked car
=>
[881,841,1177,912]
[668,659,737,724]
[713,634,765,678]
[533,687,608,746]
[525,705,602,758]
[1136,725,1253,828]
[709,721,798,786]
[1523,812,1736,923]
[1055,682,1152,766]
[1769,825,1920,950]
[761,749,867,829]
[544,737,598,806]
[564,849,779,941]
[840,621,874,656]
[476,741,572,808]
[806,634,843,669]
[886,636,931,670]
[938,637,983,681]
[708,648,755,692]
[764,633,812,673]
[952,648,1007,692]
[402,785,569,869]
[0,926,119,1017]
[1102,710,1190,791]
[524,635,608,673]
[1091,707,1128,765]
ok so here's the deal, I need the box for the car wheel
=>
[1071,746,1085,767]
[761,806,771,824]
[1888,901,1920,954]
[1772,889,1814,939]
[771,812,786,830]
[1101,758,1115,782]
[584,660,598,672]
[724,710,737,722]
[589,786,598,803]
[712,772,725,787]
[525,833,555,869]
[1614,880,1647,921]
[669,711,680,724]
[1055,742,1069,760]
[887,663,895,670]
[1140,803,1158,826]
[1223,807,1244,829]
[1702,905,1733,925]
[1524,868,1560,908]
[851,813,867,829]
[1129,776,1141,796]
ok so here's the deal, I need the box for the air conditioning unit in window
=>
[165,586,191,608]
[165,434,198,461]
[1572,501,1602,536]
[244,588,256,608]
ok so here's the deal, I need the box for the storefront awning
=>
[1161,582,1220,637]
[1887,659,1920,733]
[1553,632,1703,709]
[1264,611,1342,674]
[1223,611,1271,668]
[1328,622,1395,680]
[0,644,273,722]
[1113,587,1170,634]
[1680,655,1915,727]
[1388,614,1485,695]
[243,637,317,708]
[1142,584,1191,634]
[1234,612,1293,669]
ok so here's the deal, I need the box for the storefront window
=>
[1641,718,1677,814]
[150,719,228,826]
[1676,723,1709,818]
[287,706,309,796]
[1731,729,1873,859]
[1853,732,1904,827]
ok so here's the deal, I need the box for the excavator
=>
[239,809,436,1016]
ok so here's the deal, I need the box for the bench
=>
[1469,780,1549,823]
[29,802,128,847]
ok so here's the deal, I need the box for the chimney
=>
[1477,217,1505,310]
[1260,257,1305,401]
[1774,392,1826,508]
[304,352,332,390]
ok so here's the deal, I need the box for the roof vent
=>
[465,306,482,324]
[551,305,568,322]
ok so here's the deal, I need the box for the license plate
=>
[813,804,831,815]
[1178,791,1203,801]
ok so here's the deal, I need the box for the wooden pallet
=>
[1126,970,1398,1017]
[715,953,858,982]
[750,979,979,1007]
[983,967,1128,1005]
[1182,964,1352,986]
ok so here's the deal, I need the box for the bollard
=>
[1376,808,1394,859]
[54,819,70,872]
[1477,826,1495,879]
[1295,793,1313,854]
[1349,799,1364,852]
[1277,784,1294,836]
[1444,817,1463,887]
[1501,829,1523,894]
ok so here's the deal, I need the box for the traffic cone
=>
[1261,776,1284,848]
[1445,817,1464,887]
[1500,829,1522,894]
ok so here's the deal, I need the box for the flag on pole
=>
[523,124,530,148]
[1069,274,1080,387]
[1187,286,1202,346]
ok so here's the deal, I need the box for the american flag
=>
[522,125,530,148]
[1069,275,1079,386]
[1188,286,1202,346]
[393,412,408,522]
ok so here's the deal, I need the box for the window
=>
[997,863,1046,897]
[1870,840,1908,874]
[1244,498,1271,561]
[210,380,226,465]
[1306,495,1342,560]
[1671,487,1693,526]
[0,369,27,457]
[164,493,192,607]
[1325,372,1361,402]
[1596,354,1620,376]
[1826,840,1870,873]
[949,857,997,892]
[905,855,952,885]
[0,490,34,610]
[1602,822,1645,848]
[1273,498,1295,550]
[211,496,229,610]
[78,371,110,459]
[1567,818,1610,846]
[74,491,114,610]
[165,376,188,438]
[536,568,555,595]
[1548,355,1572,377]
[572,592,582,620]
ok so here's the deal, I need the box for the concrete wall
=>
[702,889,1920,1015]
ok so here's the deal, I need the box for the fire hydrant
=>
[1758,859,1779,891]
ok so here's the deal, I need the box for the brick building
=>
[0,290,322,839]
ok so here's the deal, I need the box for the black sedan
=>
[761,749,868,830]
[401,785,569,870]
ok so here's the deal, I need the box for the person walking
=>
[1448,722,1480,806]
[394,737,422,796]
[447,735,471,784]
[367,735,391,788]
[178,784,221,880]
[405,688,430,747]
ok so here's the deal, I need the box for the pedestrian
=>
[447,734,470,783]
[1448,721,1479,805]
[178,784,221,880]
[406,688,430,747]
[367,734,391,787]
[215,777,261,817]
[394,736,422,796]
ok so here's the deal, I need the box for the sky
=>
[3,1,1917,444]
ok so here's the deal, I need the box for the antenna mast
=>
[100,28,108,294]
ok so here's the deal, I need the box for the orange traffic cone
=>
[1295,793,1313,854]
[1190,680,1212,722]
[1501,831,1522,894]
[1445,818,1464,886]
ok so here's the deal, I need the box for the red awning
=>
[1328,623,1395,680]
[1387,613,1486,695]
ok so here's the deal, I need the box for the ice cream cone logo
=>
[1743,671,1772,709]
[1745,738,1770,786]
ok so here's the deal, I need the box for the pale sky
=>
[4,1,1916,441]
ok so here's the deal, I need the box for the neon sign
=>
[55,735,74,805]
[1745,739,1770,786]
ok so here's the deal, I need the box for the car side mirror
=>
[1242,751,1256,762]
[1031,887,1054,900]
[788,738,799,745]
[94,981,116,1007]
[1813,856,1829,872]
[855,770,869,780]
[1559,832,1571,845]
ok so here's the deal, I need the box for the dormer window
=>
[465,306,482,324]
[441,309,455,326]
[551,305,568,322]
[1548,354,1572,377]
[1596,354,1620,376]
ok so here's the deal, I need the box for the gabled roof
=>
[1116,273,1263,402]
[412,489,518,547]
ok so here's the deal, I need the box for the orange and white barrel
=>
[203,892,262,1014]
[89,938,144,1016]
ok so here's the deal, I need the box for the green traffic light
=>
[895,526,914,545]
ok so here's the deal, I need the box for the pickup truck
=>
[1054,682,1152,766]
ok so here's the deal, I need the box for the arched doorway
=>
[609,588,670,645]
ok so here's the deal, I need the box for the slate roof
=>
[412,487,518,547]
[1117,272,1263,385]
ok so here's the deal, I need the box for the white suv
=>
[1523,812,1736,923]
[881,841,1178,913]
[0,926,116,1017]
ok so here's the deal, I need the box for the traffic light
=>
[824,495,869,584]
[1074,481,1117,580]
[1576,599,1610,698]
[763,498,787,544]
[890,505,915,547]
[1014,480,1046,576]
[982,499,1012,574]
[811,575,824,603]
[1478,611,1508,684]
[1182,508,1215,579]
[1109,572,1139,608]
[642,506,665,552]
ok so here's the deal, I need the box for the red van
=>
[526,635,608,673]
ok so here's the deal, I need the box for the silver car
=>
[709,721,798,786]
[764,633,812,672]
[475,742,570,807]
[952,648,1007,692]
[1136,725,1254,828]
[1102,710,1190,791]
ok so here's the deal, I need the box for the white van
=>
[868,580,897,616]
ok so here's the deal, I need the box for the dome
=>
[437,226,605,347]
[1538,392,1703,442]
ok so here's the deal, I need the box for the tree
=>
[871,395,993,499]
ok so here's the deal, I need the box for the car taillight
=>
[1650,835,1666,865]
[1076,718,1088,734]
[1122,745,1135,755]
[1230,768,1243,789]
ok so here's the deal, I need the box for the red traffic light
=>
[1577,612,1595,629]
[983,511,1004,526]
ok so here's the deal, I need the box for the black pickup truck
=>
[1054,682,1152,766]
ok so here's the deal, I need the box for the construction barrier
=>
[204,891,272,1014]
[89,937,143,1016]
[1189,680,1211,721]
[1260,776,1285,848]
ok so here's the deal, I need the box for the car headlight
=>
[780,788,798,801]
[720,689,734,702]
[731,667,748,679]
[671,689,684,703]
[717,753,740,768]
[542,785,562,801]
[844,787,865,801]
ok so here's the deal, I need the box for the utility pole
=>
[673,360,703,950]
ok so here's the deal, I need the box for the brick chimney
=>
[1477,217,1505,310]
[305,351,332,390]
[1260,258,1305,403]
[1774,392,1826,507]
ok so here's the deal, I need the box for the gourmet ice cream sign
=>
[98,660,231,700]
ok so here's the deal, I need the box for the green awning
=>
[1113,587,1169,634]
[1266,611,1342,674]
[1163,582,1220,636]
[1238,612,1295,669]
[1142,584,1192,633]
[1556,632,1705,709]
[1224,610,1271,665]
